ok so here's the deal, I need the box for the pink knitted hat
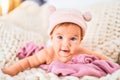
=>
[48,9,92,37]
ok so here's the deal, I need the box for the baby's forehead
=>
[54,22,82,30]
[53,24,81,35]
[56,22,80,27]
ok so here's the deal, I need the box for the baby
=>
[2,9,109,76]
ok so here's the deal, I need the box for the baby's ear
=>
[48,5,56,14]
[82,11,92,22]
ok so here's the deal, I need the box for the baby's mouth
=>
[61,50,70,53]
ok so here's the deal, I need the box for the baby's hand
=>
[2,68,16,76]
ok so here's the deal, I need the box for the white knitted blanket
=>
[0,1,120,80]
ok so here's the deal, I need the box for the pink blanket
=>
[17,42,44,59]
[17,42,120,77]
[40,54,120,77]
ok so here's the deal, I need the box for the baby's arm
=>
[2,49,47,76]
[78,46,109,60]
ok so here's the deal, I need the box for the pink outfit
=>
[17,42,120,77]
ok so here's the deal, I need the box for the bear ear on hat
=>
[48,5,56,14]
[82,11,92,22]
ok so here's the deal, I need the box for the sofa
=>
[0,0,120,80]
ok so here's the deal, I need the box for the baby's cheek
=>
[71,45,79,52]
[53,43,60,51]
[70,47,77,53]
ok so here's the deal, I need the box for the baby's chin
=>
[57,52,73,62]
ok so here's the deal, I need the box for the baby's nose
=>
[62,40,70,47]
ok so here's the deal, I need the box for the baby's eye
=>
[70,37,77,41]
[57,36,63,39]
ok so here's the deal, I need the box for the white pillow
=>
[1,1,53,43]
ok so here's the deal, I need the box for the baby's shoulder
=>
[75,45,87,53]
[46,46,54,55]
[36,47,54,58]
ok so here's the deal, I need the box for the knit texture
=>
[0,20,43,68]
[81,1,120,62]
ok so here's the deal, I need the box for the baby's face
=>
[50,24,82,62]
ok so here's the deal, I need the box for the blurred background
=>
[47,0,113,8]
[0,0,114,16]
